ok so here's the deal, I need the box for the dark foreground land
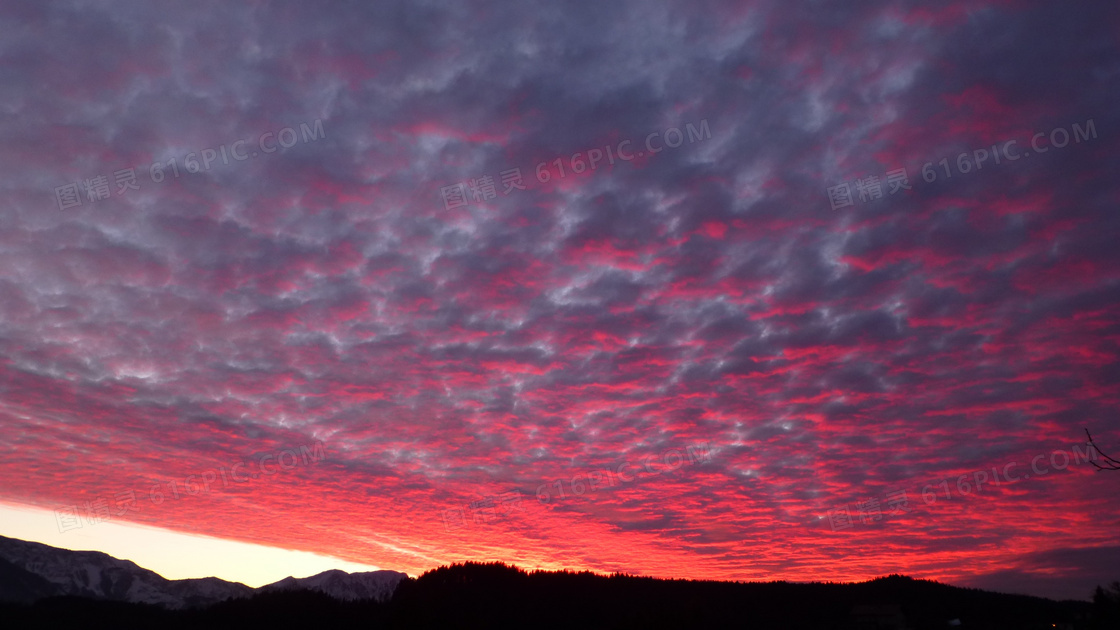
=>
[2,562,1116,629]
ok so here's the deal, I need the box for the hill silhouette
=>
[2,561,1114,629]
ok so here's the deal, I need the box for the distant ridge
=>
[0,534,401,609]
[259,567,407,601]
[0,539,1110,629]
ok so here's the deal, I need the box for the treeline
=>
[2,562,1115,629]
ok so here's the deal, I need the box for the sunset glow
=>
[1,0,1118,604]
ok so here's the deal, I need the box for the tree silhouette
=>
[1084,429,1120,471]
[1092,582,1120,629]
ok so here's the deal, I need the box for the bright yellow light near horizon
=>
[0,501,390,587]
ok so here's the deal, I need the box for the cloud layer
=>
[1,0,1118,601]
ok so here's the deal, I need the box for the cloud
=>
[0,0,1117,599]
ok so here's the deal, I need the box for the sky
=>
[0,503,382,587]
[0,0,1118,603]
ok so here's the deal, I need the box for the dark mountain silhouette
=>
[383,563,1098,629]
[0,534,403,609]
[0,534,253,608]
[0,555,60,603]
[0,537,1113,629]
[257,567,406,601]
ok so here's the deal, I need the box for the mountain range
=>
[0,534,406,609]
[1,537,1114,628]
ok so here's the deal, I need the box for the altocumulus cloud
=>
[0,0,1118,600]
